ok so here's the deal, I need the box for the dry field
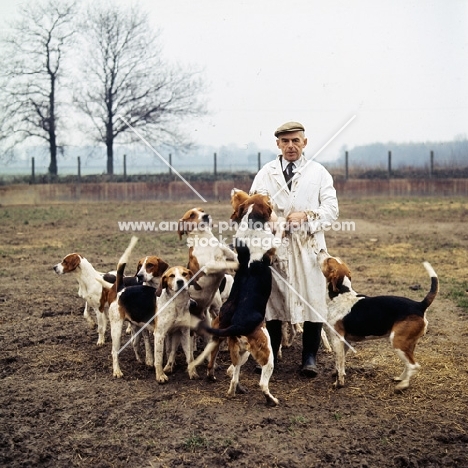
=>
[0,196,467,467]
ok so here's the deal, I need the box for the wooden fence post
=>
[430,150,434,178]
[258,152,261,171]
[169,153,172,175]
[214,152,217,178]
[77,156,81,182]
[123,154,127,178]
[388,151,392,179]
[31,157,35,184]
[345,151,349,180]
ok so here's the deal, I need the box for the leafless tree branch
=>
[74,2,207,175]
[0,0,77,176]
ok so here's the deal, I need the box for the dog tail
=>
[95,276,114,289]
[421,261,438,310]
[116,236,138,292]
[196,321,258,338]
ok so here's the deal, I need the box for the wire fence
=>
[1,148,468,184]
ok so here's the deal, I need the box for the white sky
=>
[1,0,468,161]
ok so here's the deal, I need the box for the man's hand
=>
[286,211,307,231]
[286,211,307,224]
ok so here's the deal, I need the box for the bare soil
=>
[1,197,468,467]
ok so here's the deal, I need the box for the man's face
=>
[276,131,307,162]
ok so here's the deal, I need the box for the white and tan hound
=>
[154,266,201,383]
[178,207,238,322]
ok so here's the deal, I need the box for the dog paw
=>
[113,369,123,378]
[188,369,199,380]
[96,338,105,346]
[156,373,169,384]
[333,380,344,389]
[226,364,234,377]
[235,383,248,394]
[163,364,174,374]
[265,394,279,407]
[394,381,410,392]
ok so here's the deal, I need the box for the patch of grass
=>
[182,433,209,452]
[333,412,343,421]
[445,280,468,313]
[221,438,234,448]
[287,415,309,435]
[290,415,309,426]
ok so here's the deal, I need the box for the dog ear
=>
[230,189,249,213]
[156,273,168,296]
[177,219,186,240]
[330,273,341,293]
[262,248,276,265]
[156,259,169,276]
[329,263,344,292]
[187,270,202,290]
[65,254,82,272]
[134,260,143,276]
[237,201,250,221]
[254,195,272,221]
[187,248,201,274]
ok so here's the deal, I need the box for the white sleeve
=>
[305,169,339,232]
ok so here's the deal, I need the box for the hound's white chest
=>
[191,235,226,264]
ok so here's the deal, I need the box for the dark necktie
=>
[283,162,295,190]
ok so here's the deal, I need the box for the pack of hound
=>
[54,189,438,404]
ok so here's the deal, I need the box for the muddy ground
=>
[0,196,467,467]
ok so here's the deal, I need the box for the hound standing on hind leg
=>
[191,244,279,406]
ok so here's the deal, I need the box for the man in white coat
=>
[250,121,339,377]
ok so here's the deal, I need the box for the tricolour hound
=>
[317,249,438,391]
[191,243,279,406]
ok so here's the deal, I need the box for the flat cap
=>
[274,121,305,138]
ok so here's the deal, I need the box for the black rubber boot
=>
[255,320,282,374]
[266,319,282,367]
[301,321,323,378]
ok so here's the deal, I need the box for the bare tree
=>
[0,0,77,176]
[74,2,207,175]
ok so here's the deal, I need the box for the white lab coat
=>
[250,155,339,324]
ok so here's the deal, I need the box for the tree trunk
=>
[48,74,58,177]
[48,135,58,176]
[106,143,113,175]
[106,122,114,175]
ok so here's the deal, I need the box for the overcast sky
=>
[1,0,467,161]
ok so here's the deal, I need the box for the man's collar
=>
[279,155,304,171]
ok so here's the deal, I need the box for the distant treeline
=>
[335,139,467,168]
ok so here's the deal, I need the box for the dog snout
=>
[202,213,211,223]
[316,249,329,262]
[176,279,185,289]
